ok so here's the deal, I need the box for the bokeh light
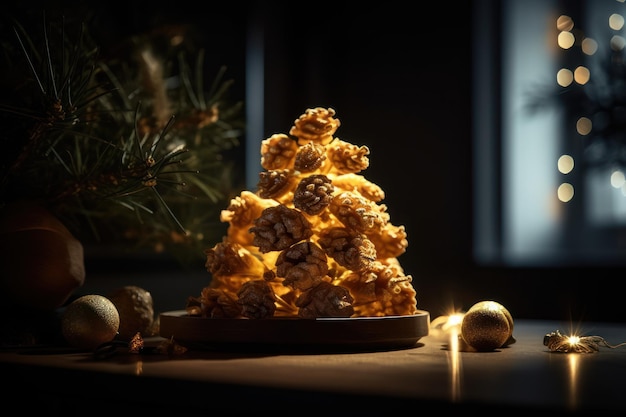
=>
[558,31,575,49]
[557,15,574,31]
[609,13,625,30]
[557,68,574,87]
[558,183,574,202]
[558,155,574,174]
[576,117,592,135]
[581,37,598,55]
[574,66,590,84]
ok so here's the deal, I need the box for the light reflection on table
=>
[2,318,626,415]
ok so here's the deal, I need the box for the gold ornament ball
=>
[107,285,155,341]
[61,294,120,350]
[461,300,513,351]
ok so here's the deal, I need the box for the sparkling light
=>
[430,313,465,336]
[447,313,464,327]
[567,335,581,345]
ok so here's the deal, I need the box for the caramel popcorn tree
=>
[186,107,418,319]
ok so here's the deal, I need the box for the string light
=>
[544,330,626,353]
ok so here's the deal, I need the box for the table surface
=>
[2,317,626,415]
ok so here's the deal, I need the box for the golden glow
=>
[611,170,625,188]
[558,155,574,174]
[170,34,184,47]
[447,313,464,327]
[430,311,463,401]
[430,313,464,339]
[557,68,574,87]
[557,15,574,32]
[574,66,590,84]
[558,183,574,202]
[567,335,581,345]
[567,353,580,411]
[609,13,625,30]
[576,117,592,135]
[449,324,461,402]
[581,37,598,55]
[430,311,465,349]
[558,31,575,49]
[610,35,626,51]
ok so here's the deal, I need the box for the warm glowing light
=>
[430,313,465,334]
[429,312,465,343]
[449,325,461,402]
[574,66,590,84]
[609,13,625,30]
[558,31,575,49]
[558,183,574,202]
[447,313,464,327]
[611,35,626,51]
[558,155,574,174]
[581,37,598,55]
[432,312,464,402]
[576,117,592,135]
[557,15,574,32]
[567,335,581,345]
[611,170,625,188]
[557,68,574,87]
[170,35,184,47]
[567,353,580,410]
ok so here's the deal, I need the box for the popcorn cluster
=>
[186,108,418,319]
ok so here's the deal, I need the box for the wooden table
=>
[2,318,626,415]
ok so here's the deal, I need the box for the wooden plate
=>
[159,310,430,352]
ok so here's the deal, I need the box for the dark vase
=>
[0,200,85,311]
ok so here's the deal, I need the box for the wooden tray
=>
[159,310,429,353]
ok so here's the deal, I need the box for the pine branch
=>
[0,11,245,264]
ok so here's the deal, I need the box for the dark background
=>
[4,1,624,324]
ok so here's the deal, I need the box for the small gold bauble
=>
[461,300,513,351]
[107,285,155,341]
[61,294,120,350]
